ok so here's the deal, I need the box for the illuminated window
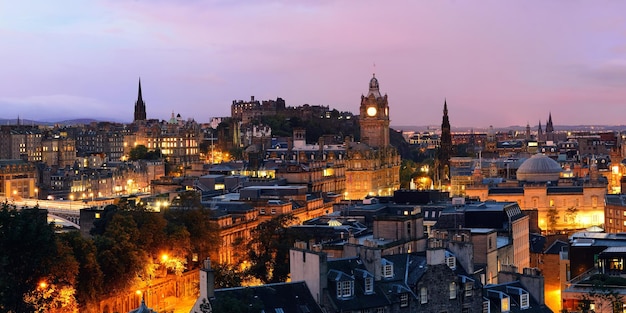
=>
[501,296,510,312]
[95,213,101,219]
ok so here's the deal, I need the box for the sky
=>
[1,1,626,128]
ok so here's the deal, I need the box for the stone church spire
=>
[437,99,452,182]
[134,78,147,122]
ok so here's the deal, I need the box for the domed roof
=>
[516,154,562,182]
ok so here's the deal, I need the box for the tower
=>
[545,113,554,142]
[545,113,554,133]
[359,74,390,148]
[437,99,452,181]
[134,78,147,122]
[537,121,543,141]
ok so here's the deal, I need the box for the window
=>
[520,292,529,309]
[400,293,409,307]
[95,213,101,219]
[365,277,374,294]
[482,300,490,313]
[449,282,457,299]
[336,281,353,298]
[420,287,428,304]
[465,282,473,297]
[446,256,456,270]
[376,308,386,313]
[501,296,510,313]
[383,264,393,277]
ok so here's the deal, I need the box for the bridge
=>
[4,198,106,228]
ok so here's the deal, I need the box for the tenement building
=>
[344,74,400,200]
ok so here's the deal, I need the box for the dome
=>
[516,154,562,182]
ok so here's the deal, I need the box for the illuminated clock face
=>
[367,106,377,117]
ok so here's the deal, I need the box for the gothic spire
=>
[134,77,147,122]
[138,78,143,102]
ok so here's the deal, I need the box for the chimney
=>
[426,238,446,266]
[199,258,215,300]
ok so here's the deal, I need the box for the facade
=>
[435,201,531,274]
[290,240,484,313]
[466,154,606,232]
[605,194,626,233]
[0,125,43,162]
[344,74,401,200]
[0,159,37,200]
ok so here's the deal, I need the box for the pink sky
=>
[1,1,626,127]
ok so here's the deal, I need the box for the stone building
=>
[466,154,606,232]
[0,159,37,200]
[344,74,400,200]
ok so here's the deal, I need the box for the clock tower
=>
[359,74,390,148]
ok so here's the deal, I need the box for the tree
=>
[399,159,417,189]
[129,145,149,160]
[577,274,625,313]
[565,207,579,228]
[94,214,149,294]
[58,232,103,309]
[0,204,54,312]
[547,207,559,233]
[246,213,298,283]
[212,263,244,289]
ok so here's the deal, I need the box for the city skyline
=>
[2,1,626,127]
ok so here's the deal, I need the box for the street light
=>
[69,194,74,210]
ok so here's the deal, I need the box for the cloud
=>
[0,95,121,121]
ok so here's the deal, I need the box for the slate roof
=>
[484,282,553,313]
[325,257,391,311]
[544,240,568,255]
[213,281,323,313]
[529,234,546,254]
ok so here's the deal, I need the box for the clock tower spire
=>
[359,74,390,148]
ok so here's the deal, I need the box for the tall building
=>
[344,74,400,200]
[437,100,452,182]
[359,74,390,148]
[134,78,147,122]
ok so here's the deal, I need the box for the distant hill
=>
[393,125,626,133]
[0,118,102,126]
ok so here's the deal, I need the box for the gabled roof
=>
[212,281,323,313]
[484,281,553,313]
[544,240,568,255]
